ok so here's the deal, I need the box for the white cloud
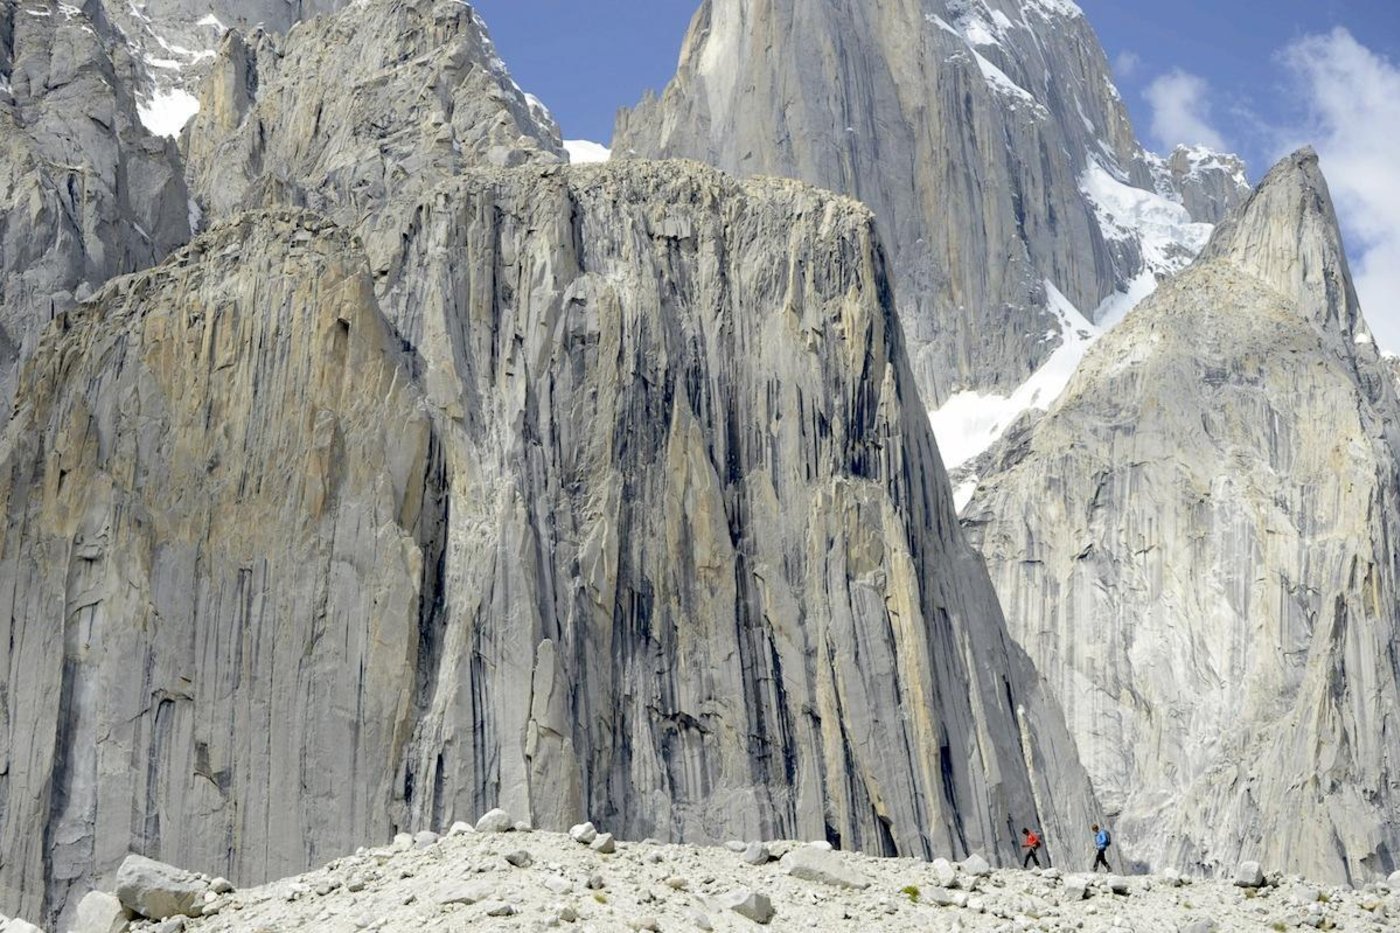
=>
[1143,69,1228,151]
[1278,28,1400,352]
[1113,51,1141,78]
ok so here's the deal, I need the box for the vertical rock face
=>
[0,0,190,411]
[964,150,1400,883]
[377,162,1094,867]
[0,210,435,925]
[0,157,1097,933]
[613,0,1249,407]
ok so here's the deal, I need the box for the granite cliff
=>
[964,149,1400,884]
[0,6,1099,927]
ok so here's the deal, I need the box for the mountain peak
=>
[1201,146,1363,337]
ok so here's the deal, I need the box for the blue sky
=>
[475,0,1400,348]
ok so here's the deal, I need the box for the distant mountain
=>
[964,149,1400,883]
[614,0,1249,461]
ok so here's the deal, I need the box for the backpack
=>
[1027,831,1041,849]
[1097,829,1111,848]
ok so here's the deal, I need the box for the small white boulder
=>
[960,853,992,877]
[1234,861,1265,888]
[73,890,131,933]
[714,889,776,925]
[475,808,513,833]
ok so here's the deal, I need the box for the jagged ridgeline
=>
[965,150,1400,883]
[613,0,1250,410]
[0,0,1094,926]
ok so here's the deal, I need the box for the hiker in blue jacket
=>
[1092,824,1112,872]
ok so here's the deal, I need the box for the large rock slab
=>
[780,847,871,889]
[114,855,204,920]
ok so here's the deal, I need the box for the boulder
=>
[961,854,993,877]
[543,876,572,895]
[741,842,771,866]
[447,821,474,836]
[569,822,598,845]
[3,918,46,933]
[114,855,206,920]
[932,858,957,887]
[1063,877,1090,902]
[209,878,235,895]
[504,850,534,868]
[714,889,776,925]
[779,847,871,889]
[414,831,440,849]
[72,891,130,933]
[475,809,514,833]
[591,834,617,855]
[1234,862,1265,888]
[1108,876,1131,896]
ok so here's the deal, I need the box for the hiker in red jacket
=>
[1021,827,1043,868]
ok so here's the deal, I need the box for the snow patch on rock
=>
[1081,158,1212,276]
[138,86,200,137]
[564,139,611,164]
[932,281,1097,477]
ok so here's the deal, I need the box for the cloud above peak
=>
[1144,69,1228,151]
[1279,28,1400,350]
